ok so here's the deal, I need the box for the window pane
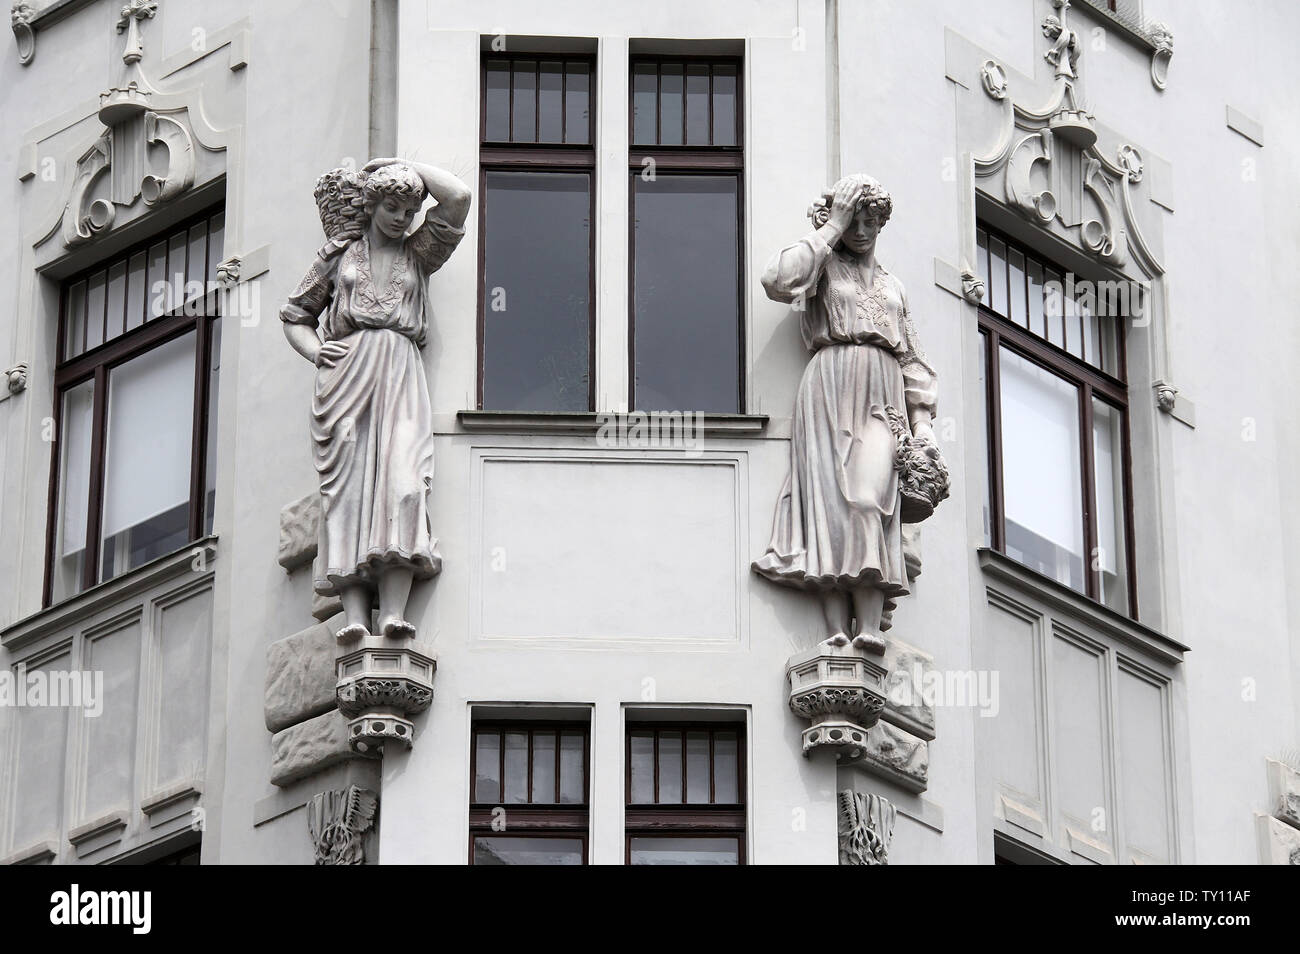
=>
[713,731,739,802]
[988,236,1007,316]
[474,730,501,803]
[659,63,683,145]
[99,332,196,581]
[979,332,990,547]
[64,280,87,360]
[629,731,654,803]
[538,61,563,143]
[1095,315,1119,375]
[633,174,739,412]
[51,380,95,602]
[1092,399,1129,613]
[85,270,106,350]
[503,730,528,803]
[657,731,683,804]
[999,348,1085,592]
[1044,269,1065,349]
[473,836,583,865]
[207,212,225,284]
[106,260,127,342]
[147,241,168,319]
[531,730,557,803]
[629,836,739,865]
[975,229,989,298]
[167,231,188,312]
[1027,259,1044,337]
[1067,292,1086,359]
[564,61,590,144]
[126,252,147,332]
[631,62,657,145]
[1083,303,1098,366]
[203,319,221,535]
[559,730,585,803]
[1007,248,1026,328]
[686,63,709,144]
[686,731,710,803]
[482,171,590,411]
[711,64,737,146]
[484,59,510,141]
[1052,281,1071,350]
[187,223,208,298]
[511,60,536,142]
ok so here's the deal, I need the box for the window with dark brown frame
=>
[976,222,1137,617]
[625,723,745,865]
[469,722,589,865]
[478,53,595,412]
[45,208,224,607]
[629,55,744,413]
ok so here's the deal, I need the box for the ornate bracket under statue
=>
[754,175,948,760]
[838,790,896,865]
[280,158,471,754]
[307,785,377,865]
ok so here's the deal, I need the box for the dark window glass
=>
[629,836,740,865]
[625,723,746,865]
[482,171,591,411]
[539,61,563,143]
[469,722,589,864]
[632,174,740,412]
[564,61,590,144]
[659,63,683,145]
[511,59,536,140]
[484,59,510,140]
[976,224,1135,617]
[48,210,223,605]
[632,61,657,144]
[472,836,584,866]
[711,64,737,146]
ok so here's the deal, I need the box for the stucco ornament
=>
[838,790,896,865]
[10,1,34,65]
[1149,21,1174,91]
[4,362,27,394]
[307,785,377,865]
[281,159,471,643]
[754,174,946,656]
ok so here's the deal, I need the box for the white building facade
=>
[0,0,1297,865]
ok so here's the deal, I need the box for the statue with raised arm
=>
[754,174,948,656]
[281,159,471,643]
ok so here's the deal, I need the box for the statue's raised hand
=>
[826,178,861,233]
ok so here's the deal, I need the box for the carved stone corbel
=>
[1149,22,1173,91]
[960,268,984,304]
[336,644,436,754]
[838,790,896,865]
[1153,381,1178,414]
[5,362,28,394]
[307,785,377,865]
[11,0,34,65]
[787,644,887,760]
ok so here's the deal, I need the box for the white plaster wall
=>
[0,0,1296,865]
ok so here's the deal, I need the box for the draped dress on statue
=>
[280,208,465,597]
[753,230,937,604]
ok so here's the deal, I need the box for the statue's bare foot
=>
[824,632,850,648]
[337,622,370,644]
[378,616,416,639]
[852,632,887,654]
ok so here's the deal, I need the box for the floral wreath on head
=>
[808,174,893,230]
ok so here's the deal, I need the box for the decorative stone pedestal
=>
[335,644,436,755]
[786,644,888,761]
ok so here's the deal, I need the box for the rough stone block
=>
[1265,759,1300,830]
[270,711,356,787]
[278,493,320,572]
[1255,813,1300,865]
[860,720,928,793]
[882,639,936,741]
[265,616,342,733]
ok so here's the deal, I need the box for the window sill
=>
[2,536,218,651]
[977,547,1187,665]
[456,410,769,437]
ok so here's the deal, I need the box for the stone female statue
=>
[754,174,948,652]
[281,159,471,642]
